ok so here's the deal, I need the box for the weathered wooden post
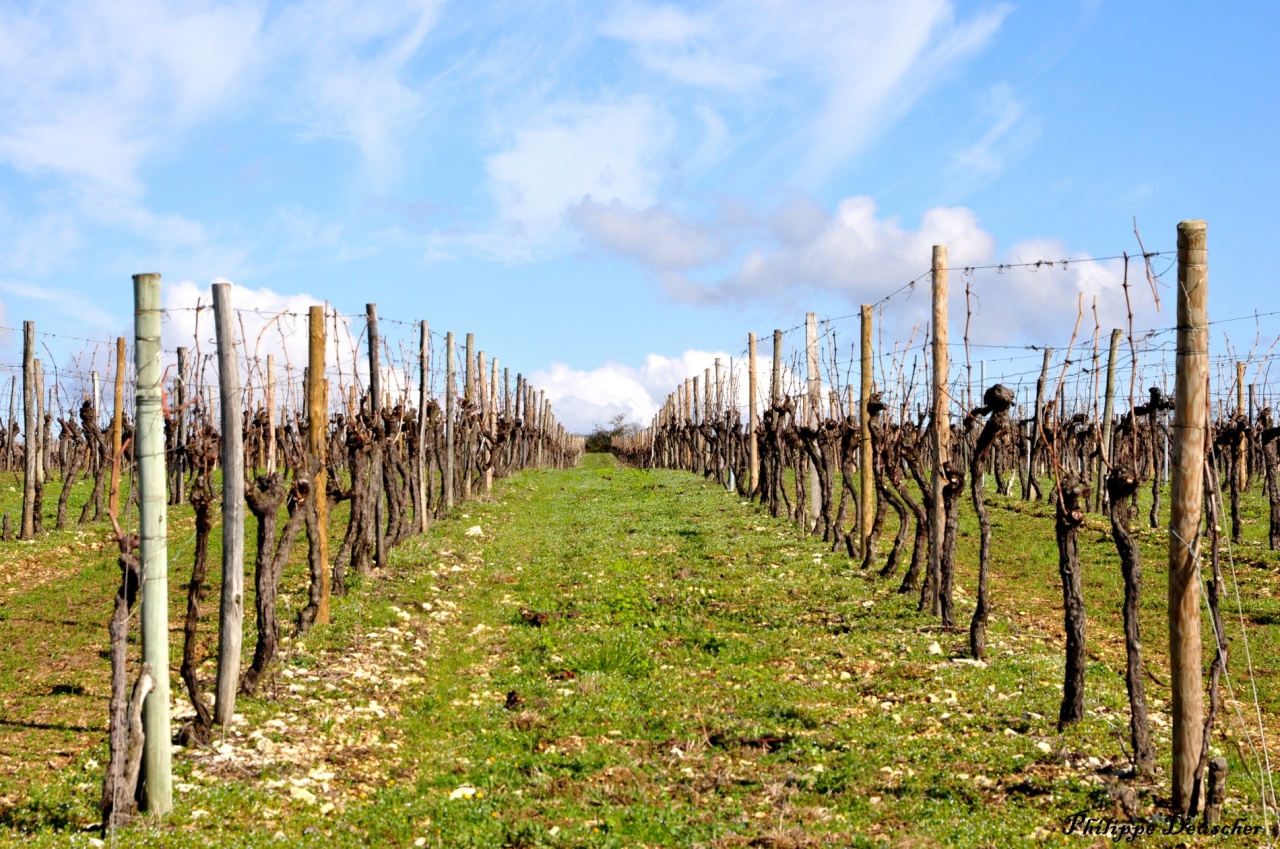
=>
[1236,360,1247,490]
[805,312,821,529]
[487,355,498,487]
[133,273,172,813]
[1169,219,1207,815]
[771,330,782,408]
[464,333,475,399]
[33,360,44,506]
[979,360,987,491]
[1097,329,1122,511]
[860,304,874,551]
[704,366,712,475]
[444,332,456,509]
[309,306,330,625]
[479,351,492,494]
[212,282,245,726]
[265,353,276,476]
[748,333,759,496]
[417,320,430,533]
[366,303,384,568]
[20,322,35,539]
[175,347,189,502]
[462,333,475,499]
[110,336,125,507]
[930,246,950,615]
[1024,349,1052,501]
[537,390,547,466]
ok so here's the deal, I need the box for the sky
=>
[0,0,1276,433]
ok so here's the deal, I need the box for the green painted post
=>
[134,272,172,814]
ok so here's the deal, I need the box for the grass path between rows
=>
[4,454,1279,847]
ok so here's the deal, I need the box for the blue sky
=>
[0,0,1275,432]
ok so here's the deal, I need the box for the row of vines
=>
[2,282,583,829]
[612,222,1280,826]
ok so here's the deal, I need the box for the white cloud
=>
[265,0,443,188]
[569,191,1161,344]
[786,1,1012,183]
[531,349,743,434]
[484,99,668,248]
[600,0,1011,183]
[0,0,441,281]
[944,83,1042,196]
[161,279,366,411]
[574,193,993,306]
[983,240,1161,341]
[0,279,117,332]
[602,2,773,89]
[0,0,261,195]
[570,199,727,270]
[0,212,81,277]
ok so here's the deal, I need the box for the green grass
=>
[0,456,1278,847]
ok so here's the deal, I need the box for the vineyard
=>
[0,220,1278,846]
[0,279,582,837]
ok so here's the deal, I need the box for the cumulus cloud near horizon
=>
[161,279,375,410]
[571,192,1164,344]
[530,349,756,435]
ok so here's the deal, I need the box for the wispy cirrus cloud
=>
[599,0,1012,184]
[265,0,444,189]
[943,83,1042,198]
[0,0,443,272]
[0,0,262,196]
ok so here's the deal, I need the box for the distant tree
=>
[585,412,639,453]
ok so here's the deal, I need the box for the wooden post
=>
[20,322,35,539]
[860,304,874,550]
[367,304,381,408]
[265,353,276,476]
[465,333,475,400]
[1236,361,1245,415]
[704,366,712,467]
[462,333,475,499]
[5,376,16,474]
[1169,219,1207,815]
[503,367,511,418]
[212,282,245,726]
[748,333,759,495]
[537,390,546,466]
[33,360,44,498]
[714,359,723,417]
[1233,361,1244,491]
[308,306,330,625]
[487,355,497,490]
[1097,329,1122,511]
[444,332,455,509]
[133,273,172,813]
[111,336,125,506]
[478,351,491,493]
[771,330,782,408]
[930,246,950,614]
[1025,349,1052,501]
[366,304,384,567]
[805,312,821,528]
[417,320,429,533]
[175,347,189,503]
[979,359,987,491]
